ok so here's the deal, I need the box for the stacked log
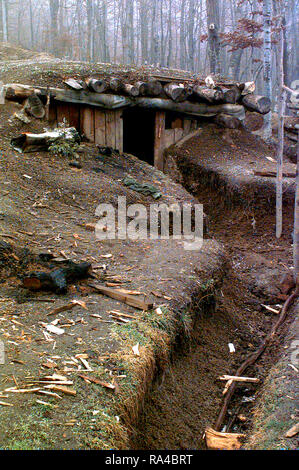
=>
[3,74,273,129]
[241,94,271,114]
[86,78,109,93]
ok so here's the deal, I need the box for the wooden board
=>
[115,110,123,152]
[81,106,95,142]
[94,109,106,146]
[105,110,115,148]
[68,104,80,130]
[48,103,57,124]
[56,102,70,126]
[154,111,165,171]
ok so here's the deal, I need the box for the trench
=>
[130,154,294,450]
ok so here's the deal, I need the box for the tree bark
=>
[242,94,271,114]
[294,133,299,284]
[276,12,286,239]
[206,0,221,74]
[1,0,8,42]
[263,0,273,141]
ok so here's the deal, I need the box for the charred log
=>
[22,261,92,294]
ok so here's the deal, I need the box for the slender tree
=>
[294,133,299,284]
[206,0,220,74]
[1,0,8,42]
[276,3,286,239]
[263,0,273,141]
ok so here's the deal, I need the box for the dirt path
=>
[132,152,297,450]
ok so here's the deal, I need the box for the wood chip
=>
[43,385,76,396]
[205,428,246,450]
[132,343,140,356]
[0,401,13,407]
[78,374,115,390]
[261,304,280,315]
[89,284,153,310]
[285,423,299,438]
[44,324,65,336]
[219,375,260,383]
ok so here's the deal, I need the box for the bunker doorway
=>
[123,108,156,165]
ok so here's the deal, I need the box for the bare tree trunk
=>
[167,0,172,68]
[206,0,220,74]
[276,12,286,239]
[1,0,8,42]
[294,133,299,284]
[180,0,186,69]
[29,0,34,48]
[187,0,195,71]
[263,0,272,141]
[49,0,60,57]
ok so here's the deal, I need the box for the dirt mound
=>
[164,123,296,212]
[0,42,52,61]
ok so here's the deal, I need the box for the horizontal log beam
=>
[134,97,246,119]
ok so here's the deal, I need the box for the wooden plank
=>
[94,109,106,146]
[154,111,165,171]
[89,284,153,310]
[81,106,95,142]
[48,103,57,125]
[114,110,123,152]
[56,102,70,126]
[171,117,183,129]
[68,104,80,130]
[105,110,115,148]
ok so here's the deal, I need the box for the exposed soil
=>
[131,126,298,450]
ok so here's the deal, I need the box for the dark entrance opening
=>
[123,108,155,165]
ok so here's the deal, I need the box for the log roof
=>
[0,58,240,90]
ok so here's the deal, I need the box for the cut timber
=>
[192,85,224,103]
[24,93,45,119]
[205,428,246,450]
[109,77,122,92]
[122,83,139,97]
[43,385,76,396]
[254,170,296,178]
[89,284,153,310]
[154,110,165,170]
[222,86,242,104]
[4,84,46,103]
[11,127,80,153]
[242,94,271,114]
[239,81,256,95]
[23,262,92,294]
[219,375,259,383]
[64,79,84,91]
[164,83,190,103]
[52,89,131,109]
[136,79,163,97]
[214,113,242,129]
[134,98,246,120]
[85,78,109,93]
